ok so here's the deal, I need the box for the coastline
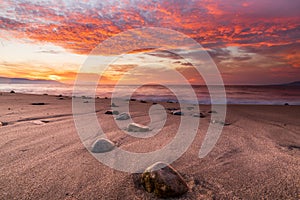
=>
[0,92,299,199]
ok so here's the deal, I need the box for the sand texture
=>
[0,92,299,199]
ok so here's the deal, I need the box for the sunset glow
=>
[0,0,299,85]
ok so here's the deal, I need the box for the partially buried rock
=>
[111,102,118,107]
[127,123,150,132]
[0,121,8,127]
[10,90,15,93]
[208,110,217,114]
[91,138,115,153]
[193,112,206,118]
[31,102,45,105]
[172,110,184,116]
[115,112,130,120]
[141,162,188,198]
[105,110,119,115]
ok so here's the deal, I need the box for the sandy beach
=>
[0,92,299,199]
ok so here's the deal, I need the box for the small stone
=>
[31,102,45,105]
[141,162,188,198]
[208,110,217,114]
[115,112,130,120]
[172,110,184,116]
[140,100,147,103]
[166,108,179,111]
[91,138,115,153]
[130,98,136,101]
[127,123,150,132]
[111,102,118,107]
[193,112,206,118]
[1,122,8,126]
[284,103,289,106]
[58,97,64,100]
[10,90,15,93]
[105,110,119,115]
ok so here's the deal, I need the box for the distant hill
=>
[281,81,300,86]
[0,77,61,84]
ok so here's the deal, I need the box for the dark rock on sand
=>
[211,119,231,126]
[127,123,150,132]
[141,162,188,198]
[0,121,8,127]
[115,112,130,120]
[140,100,147,103]
[166,108,179,111]
[172,110,184,116]
[10,90,15,93]
[284,103,289,106]
[91,138,115,153]
[130,98,137,101]
[208,110,217,114]
[193,112,206,118]
[187,106,194,110]
[111,102,118,107]
[105,110,119,115]
[31,103,46,105]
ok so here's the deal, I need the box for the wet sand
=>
[0,92,299,199]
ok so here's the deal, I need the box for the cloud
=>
[0,0,299,84]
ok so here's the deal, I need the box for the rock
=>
[0,121,8,127]
[58,97,64,100]
[91,138,115,153]
[140,100,147,103]
[58,94,63,97]
[127,123,150,132]
[208,110,217,114]
[31,102,45,105]
[193,112,206,118]
[166,108,179,111]
[130,98,136,101]
[187,106,194,110]
[172,110,184,116]
[115,112,130,120]
[141,162,188,198]
[152,102,157,105]
[284,103,289,106]
[211,120,231,126]
[104,97,108,99]
[111,102,118,107]
[10,90,15,93]
[104,110,119,115]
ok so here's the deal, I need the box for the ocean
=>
[0,84,299,105]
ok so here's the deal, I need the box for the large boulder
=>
[91,138,115,153]
[127,123,150,132]
[141,162,188,198]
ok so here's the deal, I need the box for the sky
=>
[0,0,299,85]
